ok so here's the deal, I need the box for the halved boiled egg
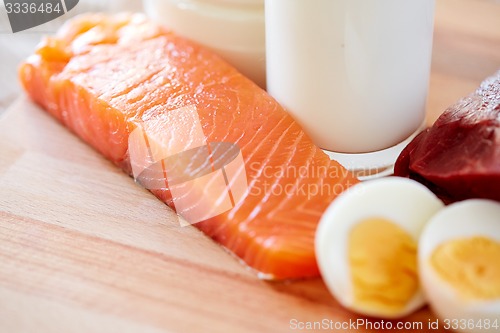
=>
[419,199,500,332]
[316,177,444,319]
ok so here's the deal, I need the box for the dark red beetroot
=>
[394,71,500,203]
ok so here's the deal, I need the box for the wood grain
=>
[1,0,499,332]
[427,0,500,123]
[0,97,446,333]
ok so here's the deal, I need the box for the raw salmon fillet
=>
[19,13,358,280]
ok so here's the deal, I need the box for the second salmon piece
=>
[19,13,359,280]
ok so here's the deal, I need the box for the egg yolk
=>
[430,236,500,300]
[349,218,418,316]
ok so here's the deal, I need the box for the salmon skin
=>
[19,13,358,280]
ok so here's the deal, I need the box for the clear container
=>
[143,0,266,88]
[266,0,435,179]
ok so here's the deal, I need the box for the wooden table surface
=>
[1,1,499,332]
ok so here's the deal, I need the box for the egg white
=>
[419,199,500,332]
[316,177,444,319]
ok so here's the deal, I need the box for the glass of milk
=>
[266,0,435,179]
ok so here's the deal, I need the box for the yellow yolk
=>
[349,218,419,316]
[430,236,500,300]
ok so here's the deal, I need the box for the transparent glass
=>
[266,0,435,179]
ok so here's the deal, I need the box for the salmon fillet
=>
[19,13,358,280]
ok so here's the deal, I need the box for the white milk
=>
[266,0,435,154]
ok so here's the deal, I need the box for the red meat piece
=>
[395,71,500,203]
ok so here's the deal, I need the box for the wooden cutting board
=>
[0,0,499,332]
